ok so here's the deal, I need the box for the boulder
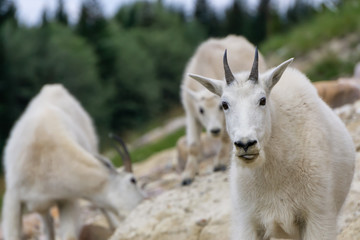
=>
[80,224,113,240]
[314,80,360,108]
[109,172,230,240]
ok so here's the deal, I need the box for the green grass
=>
[111,127,185,167]
[261,0,360,58]
[123,106,184,142]
[306,53,357,81]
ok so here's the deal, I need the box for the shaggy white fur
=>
[2,84,143,240]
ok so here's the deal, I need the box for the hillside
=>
[124,0,360,164]
[261,0,360,81]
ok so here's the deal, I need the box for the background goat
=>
[2,84,143,240]
[180,35,267,185]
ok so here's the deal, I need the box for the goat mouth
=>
[210,132,221,137]
[237,154,259,162]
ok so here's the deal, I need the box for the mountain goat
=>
[190,49,355,239]
[180,35,267,185]
[2,84,144,240]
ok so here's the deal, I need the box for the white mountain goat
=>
[189,49,355,239]
[180,35,267,185]
[2,84,144,240]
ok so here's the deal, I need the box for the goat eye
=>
[259,97,266,106]
[199,107,204,114]
[222,101,229,110]
[130,177,137,184]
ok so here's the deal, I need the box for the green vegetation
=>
[1,0,319,165]
[123,106,184,142]
[112,127,185,167]
[261,0,360,82]
[307,54,358,81]
[0,0,350,174]
[261,0,360,58]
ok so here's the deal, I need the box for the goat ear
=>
[265,58,294,90]
[182,86,199,100]
[188,73,223,96]
[95,154,118,174]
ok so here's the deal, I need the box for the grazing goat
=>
[2,84,144,240]
[189,49,355,239]
[180,35,267,185]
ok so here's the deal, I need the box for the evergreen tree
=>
[76,0,111,81]
[208,10,222,36]
[55,0,68,25]
[194,0,210,25]
[0,0,17,165]
[115,1,157,29]
[77,4,89,36]
[194,0,219,36]
[286,0,316,27]
[0,0,16,26]
[0,23,110,146]
[41,10,49,28]
[225,0,247,36]
[76,0,107,44]
[250,0,270,44]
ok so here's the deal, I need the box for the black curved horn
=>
[109,133,132,173]
[223,49,235,85]
[249,47,259,83]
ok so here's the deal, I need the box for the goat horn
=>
[95,154,118,174]
[248,47,259,82]
[223,49,235,85]
[109,133,133,173]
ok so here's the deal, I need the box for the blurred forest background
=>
[0,0,359,171]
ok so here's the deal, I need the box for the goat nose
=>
[211,128,221,135]
[234,140,257,152]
